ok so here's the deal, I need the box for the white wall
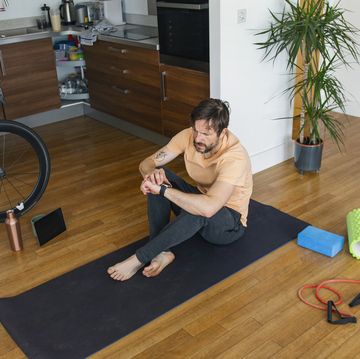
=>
[123,0,147,15]
[210,0,294,173]
[333,0,360,116]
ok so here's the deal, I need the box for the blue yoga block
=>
[297,225,345,257]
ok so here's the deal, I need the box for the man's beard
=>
[193,139,219,154]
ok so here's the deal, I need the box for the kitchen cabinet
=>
[0,38,61,120]
[56,60,89,101]
[84,41,162,133]
[160,64,209,137]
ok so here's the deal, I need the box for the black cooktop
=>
[102,27,158,41]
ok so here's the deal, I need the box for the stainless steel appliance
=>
[76,2,101,24]
[156,0,209,72]
[75,4,88,26]
[59,0,76,25]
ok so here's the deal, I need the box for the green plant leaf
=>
[254,0,359,146]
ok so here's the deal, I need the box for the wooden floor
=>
[0,114,360,358]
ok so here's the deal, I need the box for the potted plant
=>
[255,0,359,173]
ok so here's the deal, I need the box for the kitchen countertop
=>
[0,24,159,51]
[98,24,159,50]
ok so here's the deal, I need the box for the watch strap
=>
[159,184,168,197]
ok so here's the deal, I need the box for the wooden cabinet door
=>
[84,41,162,134]
[0,38,60,120]
[87,78,163,133]
[160,64,209,137]
[85,41,160,66]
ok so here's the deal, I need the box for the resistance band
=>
[298,279,360,324]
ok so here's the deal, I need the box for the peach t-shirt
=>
[166,128,253,226]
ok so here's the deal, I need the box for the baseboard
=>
[250,140,294,174]
[12,103,168,146]
[85,107,169,146]
[15,102,85,128]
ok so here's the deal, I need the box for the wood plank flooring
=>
[0,114,359,358]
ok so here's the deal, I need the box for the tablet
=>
[34,208,66,246]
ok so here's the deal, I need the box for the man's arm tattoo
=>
[155,150,167,162]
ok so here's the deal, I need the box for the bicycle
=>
[0,120,51,222]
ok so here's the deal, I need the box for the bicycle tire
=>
[0,120,50,222]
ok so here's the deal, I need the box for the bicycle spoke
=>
[7,172,38,176]
[5,177,25,202]
[1,178,13,210]
[5,148,30,173]
[10,176,35,188]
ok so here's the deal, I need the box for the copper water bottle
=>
[5,210,23,251]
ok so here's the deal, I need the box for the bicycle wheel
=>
[0,120,50,222]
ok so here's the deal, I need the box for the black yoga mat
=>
[0,200,308,359]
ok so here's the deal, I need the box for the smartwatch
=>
[159,184,170,197]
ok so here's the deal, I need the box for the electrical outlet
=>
[237,9,247,24]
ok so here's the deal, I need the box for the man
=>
[108,98,253,281]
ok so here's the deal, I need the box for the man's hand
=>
[140,179,161,195]
[141,177,236,218]
[145,168,171,186]
[140,168,169,195]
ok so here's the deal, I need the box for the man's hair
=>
[190,98,230,136]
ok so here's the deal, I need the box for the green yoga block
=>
[347,209,360,259]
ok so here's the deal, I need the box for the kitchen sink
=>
[0,27,50,38]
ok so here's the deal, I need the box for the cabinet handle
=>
[108,46,128,55]
[112,85,130,95]
[0,50,6,76]
[160,71,167,101]
[109,66,129,75]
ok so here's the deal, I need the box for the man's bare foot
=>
[143,251,175,278]
[107,254,144,281]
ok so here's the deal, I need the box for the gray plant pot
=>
[294,139,323,174]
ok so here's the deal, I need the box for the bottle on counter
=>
[40,3,51,28]
[5,210,23,252]
[50,8,62,32]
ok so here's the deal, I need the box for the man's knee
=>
[147,193,168,209]
[178,211,208,226]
